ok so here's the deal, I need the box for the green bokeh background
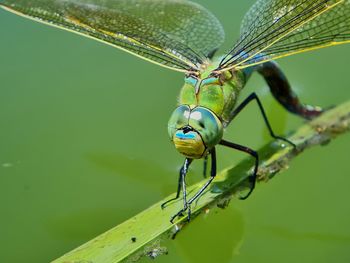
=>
[0,1,350,262]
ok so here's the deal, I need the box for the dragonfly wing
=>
[0,0,225,73]
[217,0,349,72]
[250,0,350,64]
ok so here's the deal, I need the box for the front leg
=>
[171,148,217,223]
[161,158,192,209]
[169,158,192,223]
[202,154,208,178]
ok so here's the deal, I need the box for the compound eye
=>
[189,107,223,148]
[167,105,191,139]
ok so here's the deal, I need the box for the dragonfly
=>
[1,0,349,223]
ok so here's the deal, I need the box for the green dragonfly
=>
[1,0,349,223]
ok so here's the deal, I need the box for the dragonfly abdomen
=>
[256,61,323,119]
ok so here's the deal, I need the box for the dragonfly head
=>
[168,105,223,159]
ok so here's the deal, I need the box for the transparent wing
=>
[217,0,349,72]
[248,0,350,65]
[0,0,225,73]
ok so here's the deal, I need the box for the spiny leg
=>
[231,92,295,147]
[181,159,188,213]
[161,170,182,210]
[202,154,208,178]
[257,61,323,120]
[169,158,192,223]
[170,148,217,223]
[219,140,258,200]
[161,158,192,209]
[186,148,217,221]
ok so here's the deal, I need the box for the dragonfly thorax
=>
[168,105,223,159]
[178,67,245,126]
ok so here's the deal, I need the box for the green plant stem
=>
[52,100,350,263]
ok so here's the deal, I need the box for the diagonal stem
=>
[52,100,350,263]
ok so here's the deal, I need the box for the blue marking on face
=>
[175,131,196,140]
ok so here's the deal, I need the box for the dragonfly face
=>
[168,105,223,159]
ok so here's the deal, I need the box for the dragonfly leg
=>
[161,158,192,210]
[231,92,295,147]
[169,158,191,223]
[186,148,217,220]
[170,148,217,223]
[257,61,323,120]
[219,140,259,199]
[202,155,208,178]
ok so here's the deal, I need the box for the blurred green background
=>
[0,1,350,262]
